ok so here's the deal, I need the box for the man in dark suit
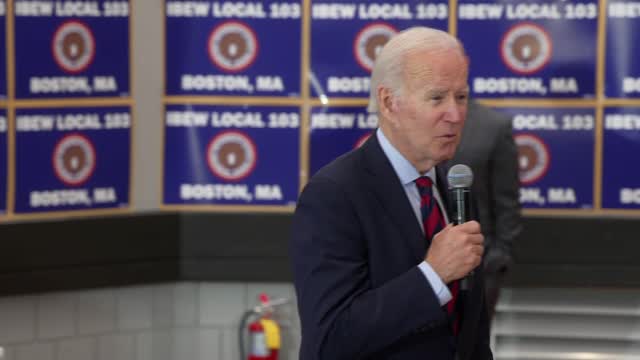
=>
[449,101,522,321]
[290,27,492,359]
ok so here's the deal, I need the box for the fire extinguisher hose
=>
[239,309,257,360]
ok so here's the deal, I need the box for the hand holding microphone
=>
[424,164,484,289]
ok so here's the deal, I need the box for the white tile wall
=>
[152,286,174,328]
[172,328,199,360]
[116,286,153,331]
[14,342,54,360]
[221,328,237,360]
[0,296,36,344]
[58,337,96,360]
[0,346,12,360]
[136,331,171,360]
[198,328,222,360]
[77,290,116,335]
[200,283,247,327]
[134,332,152,360]
[173,283,198,327]
[97,334,135,360]
[0,282,299,360]
[36,293,75,340]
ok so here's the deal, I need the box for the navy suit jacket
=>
[291,133,493,360]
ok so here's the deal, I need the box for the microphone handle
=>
[450,188,473,291]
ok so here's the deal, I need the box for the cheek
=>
[403,101,423,119]
[420,114,440,132]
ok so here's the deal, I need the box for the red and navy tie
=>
[415,176,460,335]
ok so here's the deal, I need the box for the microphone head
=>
[447,164,473,189]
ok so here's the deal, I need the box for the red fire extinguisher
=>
[247,318,278,360]
[242,293,286,360]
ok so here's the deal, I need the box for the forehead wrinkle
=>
[399,47,468,97]
[404,64,433,90]
[403,58,433,93]
[402,47,460,90]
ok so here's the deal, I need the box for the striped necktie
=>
[415,176,460,335]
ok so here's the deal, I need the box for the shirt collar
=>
[376,128,436,186]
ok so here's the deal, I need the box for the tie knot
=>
[415,176,433,190]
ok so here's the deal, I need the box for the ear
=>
[377,85,397,117]
[388,96,398,113]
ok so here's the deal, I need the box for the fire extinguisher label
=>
[251,332,269,356]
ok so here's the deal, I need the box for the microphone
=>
[447,164,474,291]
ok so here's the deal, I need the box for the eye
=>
[456,93,468,103]
[430,95,444,103]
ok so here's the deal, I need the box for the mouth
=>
[439,133,457,140]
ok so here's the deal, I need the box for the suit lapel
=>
[360,134,426,260]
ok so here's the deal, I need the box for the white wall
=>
[0,282,300,360]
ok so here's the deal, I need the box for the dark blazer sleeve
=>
[291,176,447,360]
[484,116,522,273]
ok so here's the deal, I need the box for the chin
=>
[435,148,456,162]
[433,153,453,165]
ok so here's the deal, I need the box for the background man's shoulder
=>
[468,101,512,130]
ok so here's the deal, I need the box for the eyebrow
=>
[424,87,469,96]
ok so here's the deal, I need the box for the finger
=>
[467,234,484,245]
[463,244,483,258]
[473,254,483,268]
[457,220,481,233]
[470,244,484,257]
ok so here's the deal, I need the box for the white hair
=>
[367,27,466,113]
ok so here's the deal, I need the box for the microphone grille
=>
[447,164,473,188]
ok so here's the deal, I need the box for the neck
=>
[379,126,436,174]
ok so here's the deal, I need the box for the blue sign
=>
[0,109,6,215]
[0,1,6,99]
[164,104,300,206]
[310,0,449,98]
[458,0,598,98]
[309,106,376,175]
[605,0,640,98]
[497,107,595,209]
[14,106,131,213]
[602,107,640,208]
[165,0,302,97]
[14,0,130,99]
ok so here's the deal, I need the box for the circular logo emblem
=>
[354,23,397,72]
[500,22,552,75]
[515,133,550,185]
[354,132,372,149]
[208,21,258,72]
[52,20,96,74]
[52,134,96,186]
[207,130,257,181]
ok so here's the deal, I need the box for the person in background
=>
[448,100,523,322]
[290,26,493,359]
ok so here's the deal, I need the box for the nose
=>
[443,97,464,124]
